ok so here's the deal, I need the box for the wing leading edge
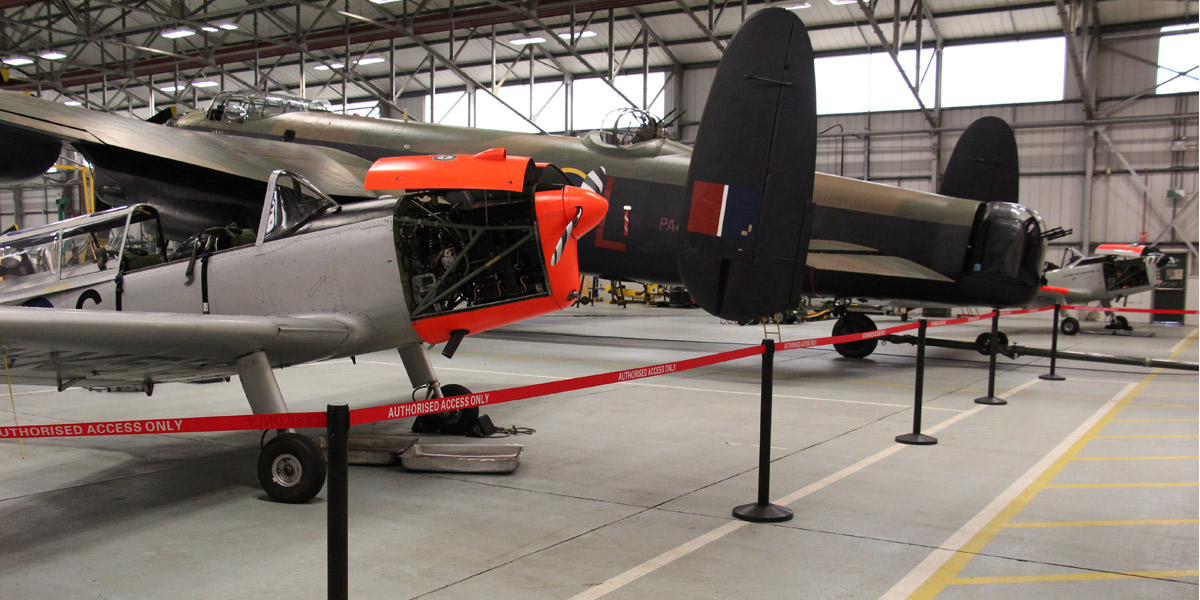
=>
[0,307,362,389]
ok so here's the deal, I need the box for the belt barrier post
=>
[1040,304,1066,381]
[328,404,349,600]
[896,320,936,445]
[733,339,793,523]
[974,311,1007,405]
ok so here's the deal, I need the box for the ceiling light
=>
[785,2,812,9]
[162,29,196,39]
[557,30,597,41]
[192,80,219,88]
[63,100,82,106]
[510,36,546,45]
[201,26,219,33]
[829,0,858,4]
[160,84,183,92]
[356,57,385,65]
[2,57,34,66]
[314,65,330,71]
[369,0,404,4]
[218,23,238,30]
[40,51,67,60]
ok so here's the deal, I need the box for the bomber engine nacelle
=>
[366,149,607,350]
[0,126,62,182]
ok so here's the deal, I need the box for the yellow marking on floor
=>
[1111,418,1198,422]
[947,569,1199,586]
[1093,434,1198,439]
[1045,482,1197,489]
[1005,519,1199,528]
[1124,403,1199,408]
[1073,456,1199,461]
[891,329,1200,599]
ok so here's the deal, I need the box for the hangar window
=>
[815,50,934,114]
[940,38,1065,107]
[1157,24,1199,94]
[425,72,665,134]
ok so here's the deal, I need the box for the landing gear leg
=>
[397,343,480,435]
[239,351,327,503]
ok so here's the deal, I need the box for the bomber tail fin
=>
[677,8,816,322]
[939,116,1019,203]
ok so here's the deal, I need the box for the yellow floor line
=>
[886,329,1199,599]
[1005,519,1199,528]
[947,569,1199,586]
[1073,456,1199,461]
[1045,482,1197,489]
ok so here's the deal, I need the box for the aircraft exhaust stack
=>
[677,8,817,322]
[939,116,1020,204]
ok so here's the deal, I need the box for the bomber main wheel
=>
[832,313,878,358]
[1060,317,1080,336]
[429,384,479,435]
[974,332,1009,355]
[258,432,327,504]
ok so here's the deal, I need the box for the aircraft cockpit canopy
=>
[0,205,166,288]
[204,91,332,124]
[259,170,341,243]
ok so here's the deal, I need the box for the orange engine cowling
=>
[367,149,608,346]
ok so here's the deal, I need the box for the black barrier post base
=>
[1040,304,1066,381]
[733,340,793,524]
[328,404,349,600]
[897,320,937,446]
[975,311,1007,406]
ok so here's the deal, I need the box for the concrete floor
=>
[1,302,1196,599]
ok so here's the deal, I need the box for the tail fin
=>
[147,106,177,124]
[939,116,1019,203]
[677,8,816,321]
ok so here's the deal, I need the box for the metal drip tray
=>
[399,443,523,473]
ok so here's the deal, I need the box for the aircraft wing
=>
[807,239,954,282]
[0,90,377,199]
[0,307,359,389]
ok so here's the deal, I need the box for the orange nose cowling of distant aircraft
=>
[408,175,607,345]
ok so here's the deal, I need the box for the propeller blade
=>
[551,206,584,266]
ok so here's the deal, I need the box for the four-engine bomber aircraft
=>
[0,150,607,502]
[1,10,1051,360]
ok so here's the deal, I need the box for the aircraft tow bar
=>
[882,334,1199,372]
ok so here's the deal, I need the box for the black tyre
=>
[258,433,327,504]
[974,332,1010,355]
[832,313,878,358]
[1113,315,1130,330]
[429,384,479,435]
[1060,317,1079,336]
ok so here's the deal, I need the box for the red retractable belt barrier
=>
[2,303,1193,440]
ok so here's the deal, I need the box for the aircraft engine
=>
[0,128,62,182]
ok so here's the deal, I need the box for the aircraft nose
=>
[563,186,608,239]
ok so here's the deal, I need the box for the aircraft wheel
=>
[1111,315,1130,330]
[975,332,1009,355]
[428,384,479,435]
[832,313,878,358]
[1060,317,1080,336]
[258,432,327,504]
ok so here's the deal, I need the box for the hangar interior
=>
[0,0,1198,598]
